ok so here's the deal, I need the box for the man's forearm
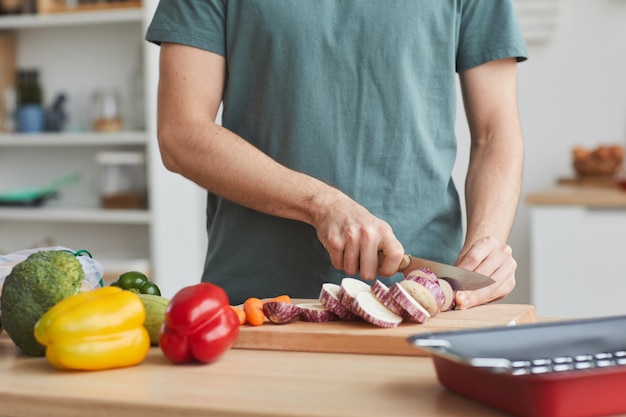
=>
[463,130,524,250]
[458,57,524,251]
[158,119,343,228]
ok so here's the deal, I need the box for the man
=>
[146,1,527,307]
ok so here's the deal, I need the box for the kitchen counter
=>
[526,183,626,207]
[0,325,513,417]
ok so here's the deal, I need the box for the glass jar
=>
[95,151,147,209]
[90,89,122,132]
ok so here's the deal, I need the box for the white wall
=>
[453,0,626,305]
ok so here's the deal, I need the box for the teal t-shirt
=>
[146,1,528,305]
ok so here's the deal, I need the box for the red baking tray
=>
[409,315,626,417]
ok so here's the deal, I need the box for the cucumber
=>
[137,293,169,346]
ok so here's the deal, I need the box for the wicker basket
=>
[572,145,624,177]
[573,158,622,177]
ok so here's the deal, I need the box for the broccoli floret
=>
[1,250,85,356]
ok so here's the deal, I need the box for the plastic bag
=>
[0,246,104,290]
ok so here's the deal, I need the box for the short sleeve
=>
[456,0,528,73]
[145,0,227,57]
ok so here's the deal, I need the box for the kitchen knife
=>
[378,252,495,291]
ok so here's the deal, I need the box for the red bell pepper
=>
[159,282,240,364]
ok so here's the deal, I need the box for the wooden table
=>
[0,333,513,417]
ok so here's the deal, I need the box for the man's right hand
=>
[313,191,405,280]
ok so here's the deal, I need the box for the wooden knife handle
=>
[378,252,411,272]
[398,254,411,271]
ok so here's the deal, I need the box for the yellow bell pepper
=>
[34,286,150,371]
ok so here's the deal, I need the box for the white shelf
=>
[0,8,143,29]
[0,0,207,298]
[0,206,151,224]
[0,131,149,147]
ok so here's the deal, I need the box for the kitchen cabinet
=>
[526,185,626,319]
[0,3,206,298]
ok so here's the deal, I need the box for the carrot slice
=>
[243,297,265,326]
[264,294,292,304]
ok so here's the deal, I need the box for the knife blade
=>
[378,252,495,291]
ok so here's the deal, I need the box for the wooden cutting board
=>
[233,302,538,356]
